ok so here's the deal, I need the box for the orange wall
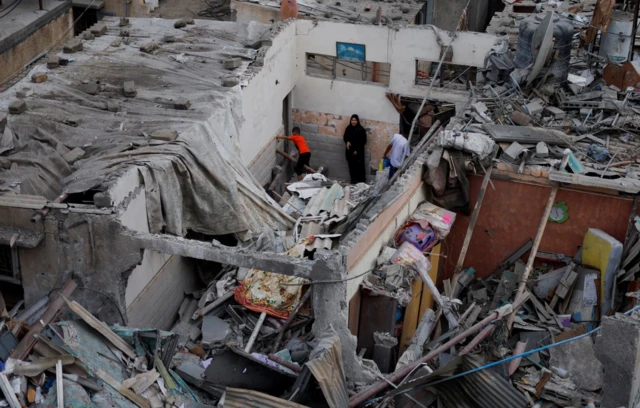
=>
[442,176,635,280]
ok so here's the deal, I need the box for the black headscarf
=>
[343,114,367,154]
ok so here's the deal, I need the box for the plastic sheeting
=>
[0,18,294,238]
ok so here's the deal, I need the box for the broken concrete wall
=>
[340,153,428,303]
[240,22,297,170]
[232,0,281,24]
[0,1,72,85]
[293,109,396,174]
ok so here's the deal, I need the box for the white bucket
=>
[600,10,634,63]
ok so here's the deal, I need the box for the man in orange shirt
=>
[277,127,311,180]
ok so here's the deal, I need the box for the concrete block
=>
[510,111,531,126]
[140,42,158,54]
[224,58,242,69]
[173,97,190,110]
[106,101,120,112]
[524,101,544,115]
[82,83,100,95]
[185,18,195,24]
[222,77,239,87]
[119,17,129,26]
[82,31,95,41]
[64,116,81,127]
[150,129,178,141]
[174,19,187,28]
[63,147,86,163]
[549,335,602,391]
[90,23,107,37]
[120,29,130,37]
[8,100,26,114]
[16,88,32,98]
[31,73,47,83]
[201,316,230,348]
[544,106,566,119]
[46,57,60,69]
[596,314,640,408]
[123,81,137,98]
[297,123,319,134]
[63,39,83,53]
[536,142,549,158]
[164,34,176,43]
[110,40,121,47]
[93,192,112,208]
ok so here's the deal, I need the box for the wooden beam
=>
[127,230,315,280]
[454,149,499,275]
[10,280,77,360]
[96,369,151,408]
[276,149,316,174]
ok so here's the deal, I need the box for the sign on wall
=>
[336,42,366,63]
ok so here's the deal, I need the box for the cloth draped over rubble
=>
[0,20,294,238]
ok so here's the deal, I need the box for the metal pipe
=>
[267,354,302,373]
[348,309,501,407]
[244,311,266,353]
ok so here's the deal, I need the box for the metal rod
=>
[244,312,267,353]
[267,354,302,373]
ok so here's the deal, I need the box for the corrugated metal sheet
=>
[222,387,309,408]
[299,220,325,240]
[303,184,344,216]
[305,235,339,251]
[305,335,348,408]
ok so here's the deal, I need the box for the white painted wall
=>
[240,22,298,166]
[294,20,498,121]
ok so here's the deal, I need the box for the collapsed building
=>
[3,0,640,406]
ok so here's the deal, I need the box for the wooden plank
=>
[419,244,441,320]
[400,279,423,354]
[0,372,20,408]
[60,294,136,359]
[96,369,151,408]
[56,360,64,408]
[549,170,640,193]
[10,280,77,360]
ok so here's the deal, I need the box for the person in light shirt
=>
[383,130,410,179]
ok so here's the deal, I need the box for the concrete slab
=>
[549,336,603,391]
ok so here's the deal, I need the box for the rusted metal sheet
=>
[305,335,348,408]
[603,60,640,90]
[443,176,635,280]
[222,388,308,408]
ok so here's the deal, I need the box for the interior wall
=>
[442,176,636,280]
[240,22,297,168]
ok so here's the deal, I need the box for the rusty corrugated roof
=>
[222,388,309,408]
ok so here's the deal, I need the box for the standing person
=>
[277,127,311,181]
[383,130,410,179]
[343,114,368,184]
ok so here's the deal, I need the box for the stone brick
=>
[174,19,187,28]
[174,97,191,110]
[82,31,95,41]
[106,101,120,112]
[46,57,60,69]
[93,192,112,208]
[222,77,239,87]
[8,100,26,114]
[123,81,137,97]
[90,23,107,37]
[31,73,47,83]
[150,129,179,141]
[185,18,195,24]
[119,17,129,26]
[224,58,242,70]
[164,34,176,43]
[543,106,566,119]
[82,83,100,95]
[63,38,83,53]
[63,147,86,163]
[140,42,158,54]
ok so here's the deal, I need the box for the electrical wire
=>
[278,268,375,286]
[364,303,640,405]
[0,0,23,19]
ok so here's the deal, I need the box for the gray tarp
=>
[0,18,294,238]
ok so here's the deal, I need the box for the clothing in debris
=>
[343,114,368,184]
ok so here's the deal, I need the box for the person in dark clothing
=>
[277,127,311,181]
[343,114,367,184]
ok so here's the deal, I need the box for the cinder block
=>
[31,73,47,83]
[224,58,242,70]
[63,147,86,163]
[63,38,83,53]
[123,81,136,97]
[8,100,26,114]
[90,23,107,37]
[174,97,191,110]
[47,57,60,69]
[140,42,158,54]
[82,82,100,95]
[82,31,94,41]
